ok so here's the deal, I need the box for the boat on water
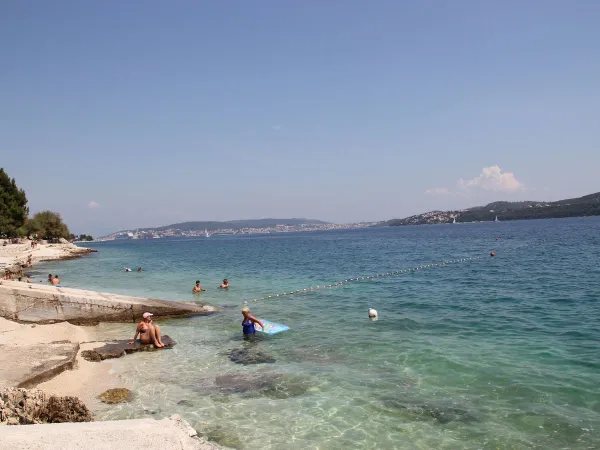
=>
[452,217,456,224]
[204,229,210,238]
[495,216,499,222]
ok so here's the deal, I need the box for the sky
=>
[1,1,599,236]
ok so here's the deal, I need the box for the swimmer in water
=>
[124,267,132,272]
[241,307,264,336]
[51,275,60,285]
[192,280,205,293]
[219,278,229,289]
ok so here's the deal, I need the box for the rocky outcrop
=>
[0,281,217,324]
[0,388,93,425]
[0,342,79,389]
[81,336,176,361]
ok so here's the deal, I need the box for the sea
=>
[32,218,600,449]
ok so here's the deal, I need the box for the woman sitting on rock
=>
[129,312,165,348]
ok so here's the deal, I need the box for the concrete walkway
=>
[0,415,219,449]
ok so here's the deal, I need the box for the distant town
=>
[97,221,380,241]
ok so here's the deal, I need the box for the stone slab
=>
[0,414,219,449]
[81,336,176,361]
[0,342,79,389]
[0,281,218,324]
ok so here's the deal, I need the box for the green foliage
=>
[78,234,94,241]
[0,168,29,237]
[27,211,70,240]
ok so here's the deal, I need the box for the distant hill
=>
[385,192,600,226]
[133,218,328,232]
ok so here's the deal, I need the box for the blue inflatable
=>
[255,319,289,335]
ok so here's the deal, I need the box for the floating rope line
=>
[247,254,487,303]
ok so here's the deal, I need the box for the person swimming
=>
[241,307,264,336]
[51,275,60,285]
[192,280,205,293]
[219,278,229,289]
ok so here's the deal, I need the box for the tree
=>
[0,168,29,237]
[27,211,70,240]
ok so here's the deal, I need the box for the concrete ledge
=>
[0,281,218,324]
[0,414,219,449]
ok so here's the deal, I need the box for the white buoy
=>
[368,308,378,319]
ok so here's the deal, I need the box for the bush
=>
[27,211,70,240]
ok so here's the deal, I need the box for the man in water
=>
[219,278,229,289]
[241,307,264,336]
[192,280,205,293]
[51,275,60,285]
[137,267,142,272]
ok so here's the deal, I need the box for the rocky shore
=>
[0,239,96,280]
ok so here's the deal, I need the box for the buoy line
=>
[243,241,534,304]
[246,254,486,304]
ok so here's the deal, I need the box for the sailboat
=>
[494,216,499,222]
[204,229,210,238]
[452,217,456,224]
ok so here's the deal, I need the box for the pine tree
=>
[0,168,29,237]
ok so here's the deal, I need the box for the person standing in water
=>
[241,307,264,336]
[192,280,205,293]
[219,278,229,289]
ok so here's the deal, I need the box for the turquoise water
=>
[34,218,600,449]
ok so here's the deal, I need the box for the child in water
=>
[241,307,264,336]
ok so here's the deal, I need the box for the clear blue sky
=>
[2,1,599,235]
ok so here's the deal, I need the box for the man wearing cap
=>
[129,312,165,348]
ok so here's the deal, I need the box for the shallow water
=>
[35,218,600,449]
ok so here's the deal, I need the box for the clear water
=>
[33,218,600,449]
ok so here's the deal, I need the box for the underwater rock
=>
[199,425,243,449]
[97,388,133,404]
[227,347,276,365]
[215,372,281,394]
[381,398,477,424]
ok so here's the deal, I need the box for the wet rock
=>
[82,336,176,361]
[0,387,93,425]
[97,388,132,404]
[227,347,275,365]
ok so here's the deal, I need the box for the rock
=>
[81,336,176,361]
[0,342,79,389]
[0,387,92,424]
[97,388,132,404]
[227,347,276,365]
